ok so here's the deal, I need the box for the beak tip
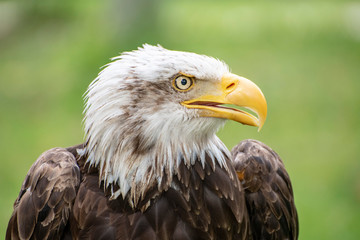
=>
[257,114,267,132]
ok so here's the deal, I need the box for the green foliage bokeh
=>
[1,0,359,239]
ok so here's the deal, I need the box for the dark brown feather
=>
[6,147,81,240]
[7,140,297,240]
[231,139,299,240]
[69,151,248,240]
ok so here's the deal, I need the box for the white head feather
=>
[83,44,232,206]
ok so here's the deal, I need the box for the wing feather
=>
[231,139,299,240]
[6,148,80,240]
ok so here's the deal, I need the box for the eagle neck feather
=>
[84,133,231,209]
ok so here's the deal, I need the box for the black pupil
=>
[181,78,187,86]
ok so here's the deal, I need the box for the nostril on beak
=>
[226,82,236,92]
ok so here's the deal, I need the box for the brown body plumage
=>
[6,45,298,239]
[7,140,297,240]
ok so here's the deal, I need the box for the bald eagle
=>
[6,45,298,240]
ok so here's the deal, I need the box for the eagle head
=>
[83,44,267,205]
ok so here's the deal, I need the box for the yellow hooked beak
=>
[181,73,267,130]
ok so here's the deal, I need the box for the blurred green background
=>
[1,0,359,239]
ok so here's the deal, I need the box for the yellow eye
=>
[173,75,194,91]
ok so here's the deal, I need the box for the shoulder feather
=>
[231,139,299,240]
[6,147,80,240]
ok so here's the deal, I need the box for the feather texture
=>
[7,140,299,239]
[70,145,248,240]
[6,147,80,240]
[231,139,299,240]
